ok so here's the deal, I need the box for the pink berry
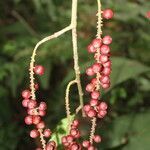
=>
[39,102,47,111]
[67,135,74,143]
[98,110,107,118]
[33,115,41,125]
[146,11,150,18]
[102,67,111,75]
[38,110,46,116]
[103,35,112,45]
[27,109,35,115]
[99,102,108,110]
[86,83,95,92]
[103,60,111,68]
[93,135,101,143]
[90,99,99,106]
[22,99,30,107]
[61,136,67,144]
[100,55,109,63]
[24,115,33,125]
[87,109,96,118]
[70,143,81,150]
[70,129,78,137]
[34,65,45,75]
[100,76,110,84]
[91,78,97,85]
[22,90,31,99]
[34,83,39,90]
[87,44,96,53]
[36,121,45,129]
[101,83,110,89]
[86,67,95,76]
[27,99,37,109]
[92,63,102,73]
[44,129,52,137]
[100,45,110,55]
[30,129,39,138]
[88,146,95,150]
[36,148,42,150]
[82,140,90,148]
[72,120,79,127]
[83,104,91,112]
[103,9,114,19]
[46,143,54,150]
[91,91,100,99]
[92,38,102,48]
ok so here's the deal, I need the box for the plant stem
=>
[71,0,85,117]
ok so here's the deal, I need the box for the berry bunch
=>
[62,120,82,150]
[83,7,114,148]
[21,65,56,150]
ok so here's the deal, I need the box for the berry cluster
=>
[62,120,82,150]
[21,65,56,150]
[83,8,114,148]
[83,101,108,118]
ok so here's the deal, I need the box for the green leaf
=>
[111,57,150,88]
[100,111,150,150]
[51,115,75,147]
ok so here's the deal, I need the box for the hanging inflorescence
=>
[20,0,114,150]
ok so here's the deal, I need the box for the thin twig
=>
[65,80,77,126]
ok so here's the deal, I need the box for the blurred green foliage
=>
[0,0,150,150]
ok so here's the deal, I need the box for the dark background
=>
[0,0,150,150]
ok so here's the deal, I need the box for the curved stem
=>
[71,0,85,117]
[65,80,77,126]
[29,25,73,100]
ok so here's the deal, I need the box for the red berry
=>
[101,83,110,89]
[146,11,150,18]
[103,60,111,68]
[98,110,107,118]
[103,35,112,45]
[34,65,45,75]
[93,135,101,143]
[34,83,39,90]
[27,100,37,109]
[99,102,108,110]
[100,55,109,63]
[92,38,102,48]
[22,90,31,99]
[44,129,52,137]
[87,109,96,118]
[46,143,54,150]
[38,110,46,116]
[100,45,110,55]
[27,109,35,115]
[24,115,33,125]
[88,146,95,150]
[102,67,111,75]
[86,83,95,92]
[87,44,96,53]
[100,76,110,84]
[82,140,90,148]
[90,99,99,106]
[103,9,114,19]
[92,63,102,73]
[70,129,78,137]
[83,104,91,112]
[86,67,95,76]
[36,121,45,129]
[30,129,39,138]
[39,102,47,111]
[22,99,30,107]
[36,148,42,150]
[91,91,100,99]
[70,143,81,150]
[33,115,41,125]
[66,135,74,143]
[72,120,79,127]
[91,78,97,85]
[61,136,67,144]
